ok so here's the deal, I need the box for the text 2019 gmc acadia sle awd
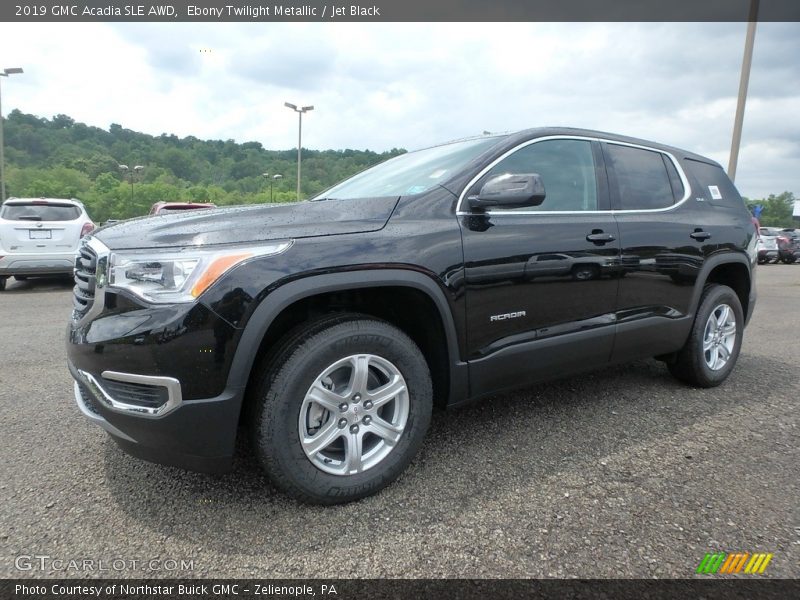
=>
[67,128,757,504]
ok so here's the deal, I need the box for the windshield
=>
[1,203,80,221]
[314,136,504,200]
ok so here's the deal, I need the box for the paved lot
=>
[0,266,798,579]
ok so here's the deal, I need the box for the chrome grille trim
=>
[72,236,109,326]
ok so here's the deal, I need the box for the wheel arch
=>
[227,269,467,416]
[689,253,753,324]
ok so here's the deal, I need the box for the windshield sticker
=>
[405,185,427,194]
[708,185,722,200]
[428,169,448,179]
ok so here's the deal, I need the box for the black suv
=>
[67,128,757,504]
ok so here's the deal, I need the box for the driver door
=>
[459,138,621,397]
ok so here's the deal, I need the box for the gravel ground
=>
[0,266,798,579]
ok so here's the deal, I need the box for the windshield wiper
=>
[17,215,43,221]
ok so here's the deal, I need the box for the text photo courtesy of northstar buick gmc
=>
[66,128,757,504]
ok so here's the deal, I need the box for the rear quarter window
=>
[683,159,743,207]
[1,203,81,221]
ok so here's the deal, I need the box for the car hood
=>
[95,197,400,250]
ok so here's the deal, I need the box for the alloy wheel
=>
[702,303,737,371]
[298,354,409,476]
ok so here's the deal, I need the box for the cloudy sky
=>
[0,22,798,198]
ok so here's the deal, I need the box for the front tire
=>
[0,277,6,291]
[667,284,744,388]
[250,315,433,504]
[572,264,599,281]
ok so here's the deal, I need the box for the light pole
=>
[263,172,284,203]
[0,67,24,202]
[118,164,144,204]
[271,174,283,202]
[284,102,313,201]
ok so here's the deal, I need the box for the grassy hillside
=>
[2,110,405,221]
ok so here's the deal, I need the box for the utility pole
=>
[728,0,759,182]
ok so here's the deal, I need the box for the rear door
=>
[459,137,621,396]
[0,201,83,254]
[603,142,709,361]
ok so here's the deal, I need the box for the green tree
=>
[745,192,796,227]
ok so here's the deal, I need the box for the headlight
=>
[107,241,292,303]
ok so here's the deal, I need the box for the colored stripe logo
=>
[696,552,773,574]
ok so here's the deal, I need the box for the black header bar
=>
[3,0,800,23]
[3,579,799,600]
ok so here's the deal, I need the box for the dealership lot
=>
[0,266,798,578]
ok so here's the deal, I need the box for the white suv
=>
[0,198,95,290]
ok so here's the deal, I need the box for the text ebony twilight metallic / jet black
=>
[66,128,757,504]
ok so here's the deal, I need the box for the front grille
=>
[73,243,97,315]
[100,378,169,409]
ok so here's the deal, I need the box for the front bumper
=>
[65,233,258,473]
[69,360,240,473]
[0,251,76,276]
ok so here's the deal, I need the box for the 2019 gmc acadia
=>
[66,128,757,504]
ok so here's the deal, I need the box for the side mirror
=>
[468,173,546,211]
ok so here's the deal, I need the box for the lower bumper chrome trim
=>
[74,368,183,418]
[73,381,136,442]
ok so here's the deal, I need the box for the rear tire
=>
[0,277,6,291]
[250,314,433,504]
[14,275,27,281]
[668,284,744,388]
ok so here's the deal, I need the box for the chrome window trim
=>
[455,135,692,216]
[76,368,183,418]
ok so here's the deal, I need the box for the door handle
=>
[586,231,616,244]
[690,230,711,241]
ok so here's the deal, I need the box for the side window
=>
[684,158,742,205]
[475,139,598,211]
[604,144,676,210]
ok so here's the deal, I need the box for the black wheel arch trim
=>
[225,268,468,405]
[688,252,754,322]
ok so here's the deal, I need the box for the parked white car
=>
[0,197,94,290]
